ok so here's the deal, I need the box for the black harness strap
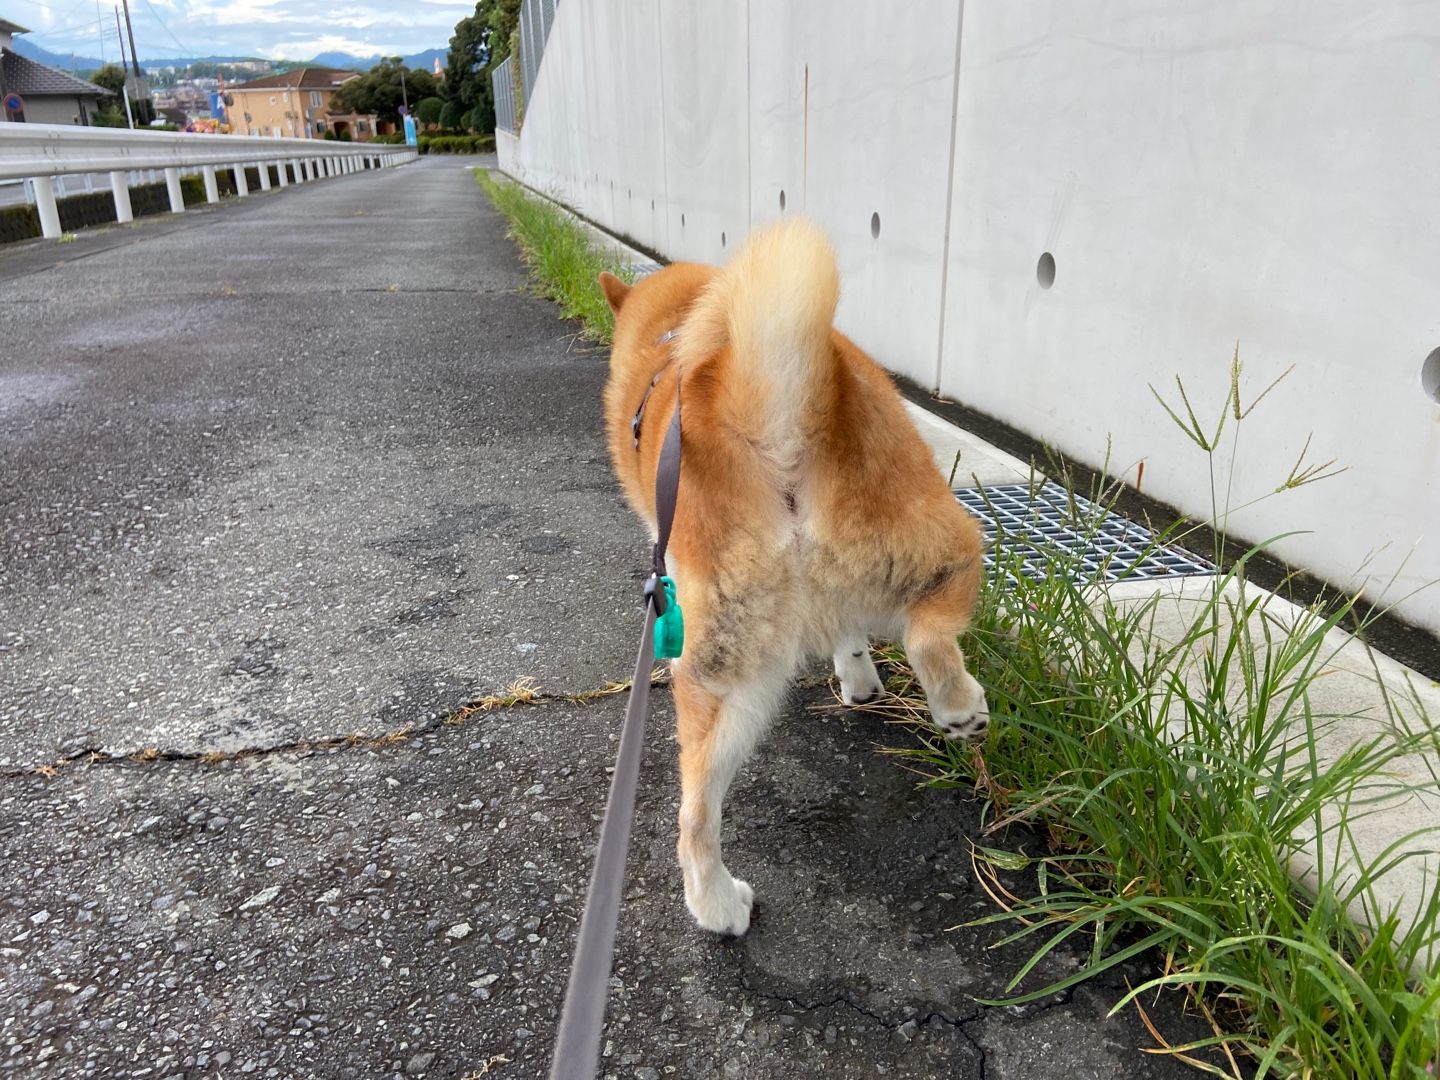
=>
[630,330,678,450]
[548,373,682,1080]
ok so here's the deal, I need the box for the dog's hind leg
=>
[832,635,884,706]
[904,571,989,741]
[673,665,789,935]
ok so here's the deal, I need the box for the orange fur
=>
[600,219,988,935]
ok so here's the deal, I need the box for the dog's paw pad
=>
[933,708,990,742]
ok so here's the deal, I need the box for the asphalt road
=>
[0,158,1217,1078]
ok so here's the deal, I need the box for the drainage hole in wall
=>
[870,212,881,239]
[1037,251,1056,289]
[651,199,655,211]
[681,213,686,227]
[1423,348,1440,404]
[779,189,786,212]
[721,231,727,248]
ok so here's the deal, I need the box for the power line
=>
[138,0,191,58]
[14,10,114,37]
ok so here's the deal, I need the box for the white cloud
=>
[21,0,466,59]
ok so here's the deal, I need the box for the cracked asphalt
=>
[1,158,1216,1078]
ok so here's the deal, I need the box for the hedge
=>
[418,134,496,155]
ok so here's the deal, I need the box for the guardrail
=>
[0,124,419,240]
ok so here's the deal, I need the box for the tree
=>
[438,100,463,132]
[89,63,127,112]
[416,96,444,127]
[442,0,519,134]
[330,59,438,125]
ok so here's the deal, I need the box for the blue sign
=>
[403,115,418,147]
[2,92,23,114]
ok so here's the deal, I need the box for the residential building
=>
[226,67,380,140]
[0,18,107,125]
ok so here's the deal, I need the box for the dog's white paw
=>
[686,874,754,936]
[840,677,885,707]
[932,681,991,741]
[835,649,884,706]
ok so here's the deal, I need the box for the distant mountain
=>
[11,37,263,72]
[8,36,446,76]
[307,48,446,73]
[9,38,103,72]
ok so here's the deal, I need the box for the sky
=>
[5,0,469,60]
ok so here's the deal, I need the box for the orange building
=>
[227,67,381,141]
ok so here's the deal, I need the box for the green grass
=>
[476,170,635,344]
[855,362,1440,1076]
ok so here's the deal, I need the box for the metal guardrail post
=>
[110,171,134,223]
[233,164,250,197]
[275,160,288,188]
[202,165,220,204]
[164,167,184,214]
[32,176,62,239]
[258,162,272,191]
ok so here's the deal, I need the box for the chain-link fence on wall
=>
[493,0,557,134]
[519,0,557,107]
[493,56,517,133]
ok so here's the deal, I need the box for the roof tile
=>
[1,48,106,99]
[230,67,359,91]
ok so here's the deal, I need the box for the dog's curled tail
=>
[675,218,840,474]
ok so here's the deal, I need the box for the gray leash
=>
[549,373,683,1080]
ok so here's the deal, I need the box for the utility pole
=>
[119,0,151,124]
[394,56,408,113]
[114,7,135,129]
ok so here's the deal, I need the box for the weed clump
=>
[476,170,635,344]
[851,359,1440,1076]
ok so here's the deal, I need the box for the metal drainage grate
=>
[629,261,664,278]
[954,481,1214,587]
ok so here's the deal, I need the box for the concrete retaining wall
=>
[499,1,1440,634]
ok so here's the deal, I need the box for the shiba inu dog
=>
[599,219,988,936]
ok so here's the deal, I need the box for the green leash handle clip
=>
[652,575,684,660]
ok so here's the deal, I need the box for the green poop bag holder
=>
[647,574,684,659]
[644,361,685,662]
